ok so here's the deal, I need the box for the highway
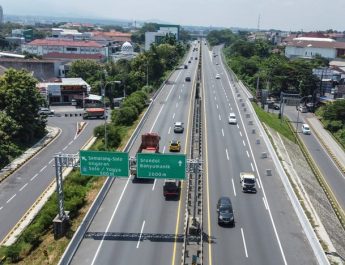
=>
[70,47,199,265]
[202,44,318,264]
[284,106,345,211]
[0,113,102,242]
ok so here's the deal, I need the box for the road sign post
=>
[80,150,129,177]
[136,153,186,179]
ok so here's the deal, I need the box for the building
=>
[51,28,92,40]
[285,37,345,59]
[111,41,138,62]
[21,39,107,61]
[0,5,3,24]
[37,78,91,105]
[144,24,180,51]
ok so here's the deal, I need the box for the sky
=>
[1,0,345,31]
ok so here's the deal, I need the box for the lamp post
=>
[103,80,121,150]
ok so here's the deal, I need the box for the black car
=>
[268,102,280,110]
[217,197,234,226]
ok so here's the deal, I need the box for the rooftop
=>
[286,39,345,49]
[27,39,103,48]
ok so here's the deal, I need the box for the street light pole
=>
[103,80,121,150]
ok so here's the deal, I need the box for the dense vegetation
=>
[207,29,327,97]
[0,36,186,263]
[316,100,345,147]
[0,69,46,168]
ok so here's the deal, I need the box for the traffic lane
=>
[0,117,82,240]
[284,106,345,210]
[71,53,195,262]
[220,67,317,263]
[204,77,285,265]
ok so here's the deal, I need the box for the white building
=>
[37,78,91,104]
[144,24,180,51]
[51,28,92,40]
[111,41,138,61]
[285,37,345,59]
[22,39,107,61]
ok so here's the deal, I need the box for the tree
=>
[68,60,104,92]
[0,69,46,143]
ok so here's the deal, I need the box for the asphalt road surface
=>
[202,44,318,265]
[70,46,199,265]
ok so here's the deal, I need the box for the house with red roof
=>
[21,39,107,61]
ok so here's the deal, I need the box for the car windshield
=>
[219,206,231,213]
[244,179,255,184]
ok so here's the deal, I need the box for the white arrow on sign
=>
[178,160,182,166]
[81,157,87,161]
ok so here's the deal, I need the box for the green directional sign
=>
[80,150,129,177]
[136,153,186,179]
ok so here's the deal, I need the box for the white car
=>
[228,113,237,124]
[216,74,220,79]
[38,107,55,116]
[302,124,311,135]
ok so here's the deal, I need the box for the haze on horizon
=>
[1,0,344,32]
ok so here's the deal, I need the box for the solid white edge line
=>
[6,194,16,204]
[225,149,229,160]
[19,183,28,192]
[241,228,248,258]
[232,178,237,197]
[136,220,146,249]
[91,177,131,265]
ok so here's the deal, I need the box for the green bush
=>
[325,120,343,132]
[5,244,21,263]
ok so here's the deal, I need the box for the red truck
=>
[131,133,160,181]
[83,108,105,119]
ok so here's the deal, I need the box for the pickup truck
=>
[240,172,256,193]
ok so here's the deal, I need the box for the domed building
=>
[112,41,137,62]
[121,41,134,54]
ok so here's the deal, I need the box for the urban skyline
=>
[0,0,344,31]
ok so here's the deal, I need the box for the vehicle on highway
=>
[163,179,181,199]
[216,62,219,65]
[302,124,311,135]
[188,60,191,63]
[228,113,237,124]
[184,64,188,69]
[185,76,191,82]
[195,57,198,60]
[240,172,256,193]
[83,108,105,119]
[173,122,184,133]
[131,133,160,181]
[215,74,220,79]
[298,105,308,113]
[38,107,55,116]
[268,102,280,110]
[217,197,234,226]
[169,140,181,152]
